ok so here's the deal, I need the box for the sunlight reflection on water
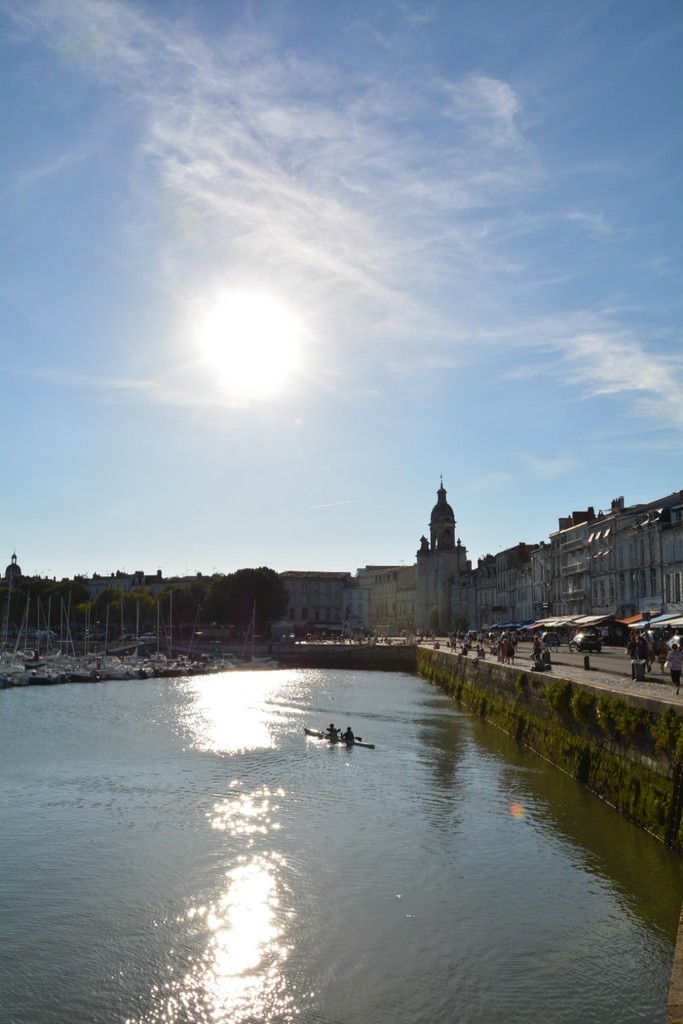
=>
[137,784,294,1024]
[197,854,292,1023]
[177,673,290,754]
[131,675,301,1023]
[210,783,285,841]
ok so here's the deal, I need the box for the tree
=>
[232,568,289,633]
[205,568,288,633]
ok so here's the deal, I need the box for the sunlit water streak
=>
[1,668,681,1023]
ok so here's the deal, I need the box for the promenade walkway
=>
[430,639,682,710]
[524,643,680,708]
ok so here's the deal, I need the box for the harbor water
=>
[1,668,682,1023]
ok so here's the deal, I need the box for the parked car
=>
[568,632,602,653]
[541,632,560,647]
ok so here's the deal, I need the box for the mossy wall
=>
[418,647,683,850]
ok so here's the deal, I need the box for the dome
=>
[431,485,454,522]
[5,552,21,582]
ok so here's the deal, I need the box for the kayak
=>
[304,727,375,749]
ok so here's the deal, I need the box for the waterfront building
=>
[548,507,595,618]
[353,564,417,636]
[489,542,537,625]
[540,491,683,624]
[530,542,551,622]
[342,572,372,634]
[471,555,496,627]
[279,570,352,634]
[415,480,471,634]
[611,493,683,618]
[84,568,178,600]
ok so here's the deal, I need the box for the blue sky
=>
[1,0,681,581]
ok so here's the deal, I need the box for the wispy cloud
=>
[3,0,681,437]
[10,144,91,193]
[3,2,541,314]
[565,209,613,237]
[518,454,579,478]
[307,500,364,510]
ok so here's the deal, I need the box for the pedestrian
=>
[666,644,683,695]
[635,634,649,669]
[657,638,669,673]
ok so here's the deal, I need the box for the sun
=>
[198,292,303,402]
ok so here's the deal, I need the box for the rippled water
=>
[1,669,681,1024]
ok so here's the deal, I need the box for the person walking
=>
[657,637,669,673]
[666,644,683,695]
[635,634,649,672]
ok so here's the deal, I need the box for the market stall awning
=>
[616,613,647,625]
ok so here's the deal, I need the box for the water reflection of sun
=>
[209,785,285,843]
[178,674,297,754]
[171,854,295,1024]
[150,675,306,1021]
[204,856,292,1018]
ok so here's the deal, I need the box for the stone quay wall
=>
[276,642,418,674]
[417,645,683,851]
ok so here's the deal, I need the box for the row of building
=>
[5,482,683,636]
[280,483,683,637]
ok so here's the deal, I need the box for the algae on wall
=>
[418,647,683,850]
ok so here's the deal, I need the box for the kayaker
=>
[341,726,355,743]
[325,723,339,739]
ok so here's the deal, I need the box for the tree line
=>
[0,567,289,639]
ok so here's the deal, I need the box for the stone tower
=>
[416,480,469,634]
[430,479,456,551]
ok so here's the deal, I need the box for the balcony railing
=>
[561,562,585,576]
[561,538,586,552]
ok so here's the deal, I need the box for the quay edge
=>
[415,644,683,1023]
[275,642,418,673]
[417,644,683,847]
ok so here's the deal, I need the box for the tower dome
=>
[430,479,456,550]
[431,484,454,523]
[5,552,21,583]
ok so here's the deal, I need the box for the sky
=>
[1,0,682,582]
